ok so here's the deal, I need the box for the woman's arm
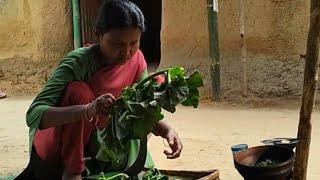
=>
[40,93,116,129]
[138,65,183,159]
[152,120,172,137]
[27,52,96,130]
[40,105,87,129]
[153,120,183,159]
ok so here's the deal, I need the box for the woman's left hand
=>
[163,129,183,159]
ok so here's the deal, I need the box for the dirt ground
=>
[1,97,320,179]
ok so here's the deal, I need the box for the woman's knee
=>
[62,81,95,105]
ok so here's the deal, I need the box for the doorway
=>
[78,0,162,67]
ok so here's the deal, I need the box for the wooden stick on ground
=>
[239,0,248,97]
[293,1,320,180]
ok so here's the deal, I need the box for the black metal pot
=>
[234,145,295,180]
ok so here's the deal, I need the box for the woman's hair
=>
[95,0,145,33]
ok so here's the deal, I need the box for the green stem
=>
[136,70,168,88]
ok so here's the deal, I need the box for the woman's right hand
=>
[86,93,116,119]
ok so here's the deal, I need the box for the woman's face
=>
[98,27,141,65]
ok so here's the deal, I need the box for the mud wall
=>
[0,0,313,99]
[0,0,72,95]
[161,0,311,99]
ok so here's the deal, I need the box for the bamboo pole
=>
[239,0,247,97]
[293,1,320,180]
[207,0,221,101]
[71,0,82,49]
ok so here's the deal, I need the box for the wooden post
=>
[207,0,221,101]
[239,0,248,97]
[293,1,320,180]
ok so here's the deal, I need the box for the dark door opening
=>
[130,0,162,67]
[79,0,102,46]
[79,0,162,67]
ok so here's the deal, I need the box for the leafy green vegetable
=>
[93,66,203,172]
[142,169,168,180]
[182,71,204,107]
[85,169,168,180]
[252,159,280,167]
[84,172,129,180]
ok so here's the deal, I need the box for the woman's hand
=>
[86,93,116,118]
[163,129,183,159]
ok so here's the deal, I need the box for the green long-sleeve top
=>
[26,46,148,153]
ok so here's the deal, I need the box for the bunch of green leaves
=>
[141,169,168,180]
[254,159,280,167]
[94,66,203,167]
[85,169,168,180]
[84,172,129,180]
